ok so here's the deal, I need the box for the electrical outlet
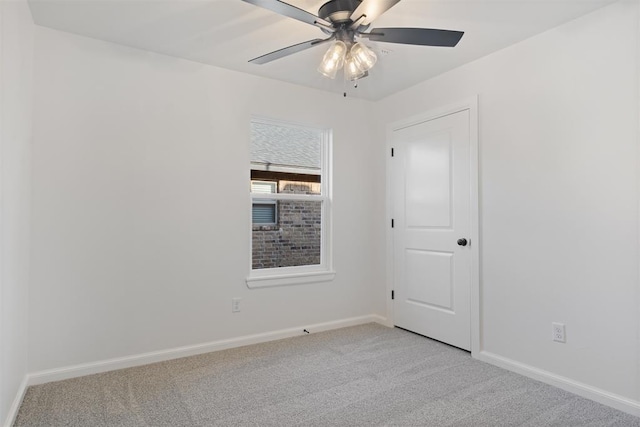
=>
[552,322,565,343]
[231,298,241,313]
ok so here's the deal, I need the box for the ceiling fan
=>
[240,0,464,81]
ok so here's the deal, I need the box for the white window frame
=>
[246,117,334,288]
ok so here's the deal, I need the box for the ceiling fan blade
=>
[363,28,464,47]
[350,0,401,26]
[241,0,332,29]
[249,38,333,64]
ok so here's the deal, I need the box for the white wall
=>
[0,0,33,423]
[375,0,639,404]
[29,27,384,372]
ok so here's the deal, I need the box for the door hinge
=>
[391,148,394,157]
[391,219,395,228]
[391,290,395,300]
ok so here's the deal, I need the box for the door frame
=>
[385,96,481,356]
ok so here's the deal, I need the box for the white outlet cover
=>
[232,298,241,313]
[552,322,566,343]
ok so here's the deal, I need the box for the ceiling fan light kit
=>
[242,0,464,83]
[320,40,376,81]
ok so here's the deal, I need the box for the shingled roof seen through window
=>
[250,121,321,171]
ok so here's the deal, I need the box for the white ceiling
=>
[28,0,615,100]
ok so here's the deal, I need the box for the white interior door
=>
[392,110,472,351]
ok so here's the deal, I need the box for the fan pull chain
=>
[343,80,359,98]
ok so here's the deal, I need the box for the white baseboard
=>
[476,351,640,418]
[28,314,388,387]
[3,376,28,427]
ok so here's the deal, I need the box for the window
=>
[250,181,277,194]
[251,181,277,225]
[252,200,277,225]
[247,118,333,288]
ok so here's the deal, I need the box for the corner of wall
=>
[3,377,28,427]
[636,0,640,405]
[0,0,35,424]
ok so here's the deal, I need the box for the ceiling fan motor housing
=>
[318,0,362,24]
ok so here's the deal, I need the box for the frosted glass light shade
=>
[318,41,347,79]
[351,42,377,71]
[344,54,366,81]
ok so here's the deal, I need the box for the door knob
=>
[457,238,468,247]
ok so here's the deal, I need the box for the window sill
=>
[246,270,336,289]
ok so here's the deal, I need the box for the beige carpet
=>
[15,323,640,426]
